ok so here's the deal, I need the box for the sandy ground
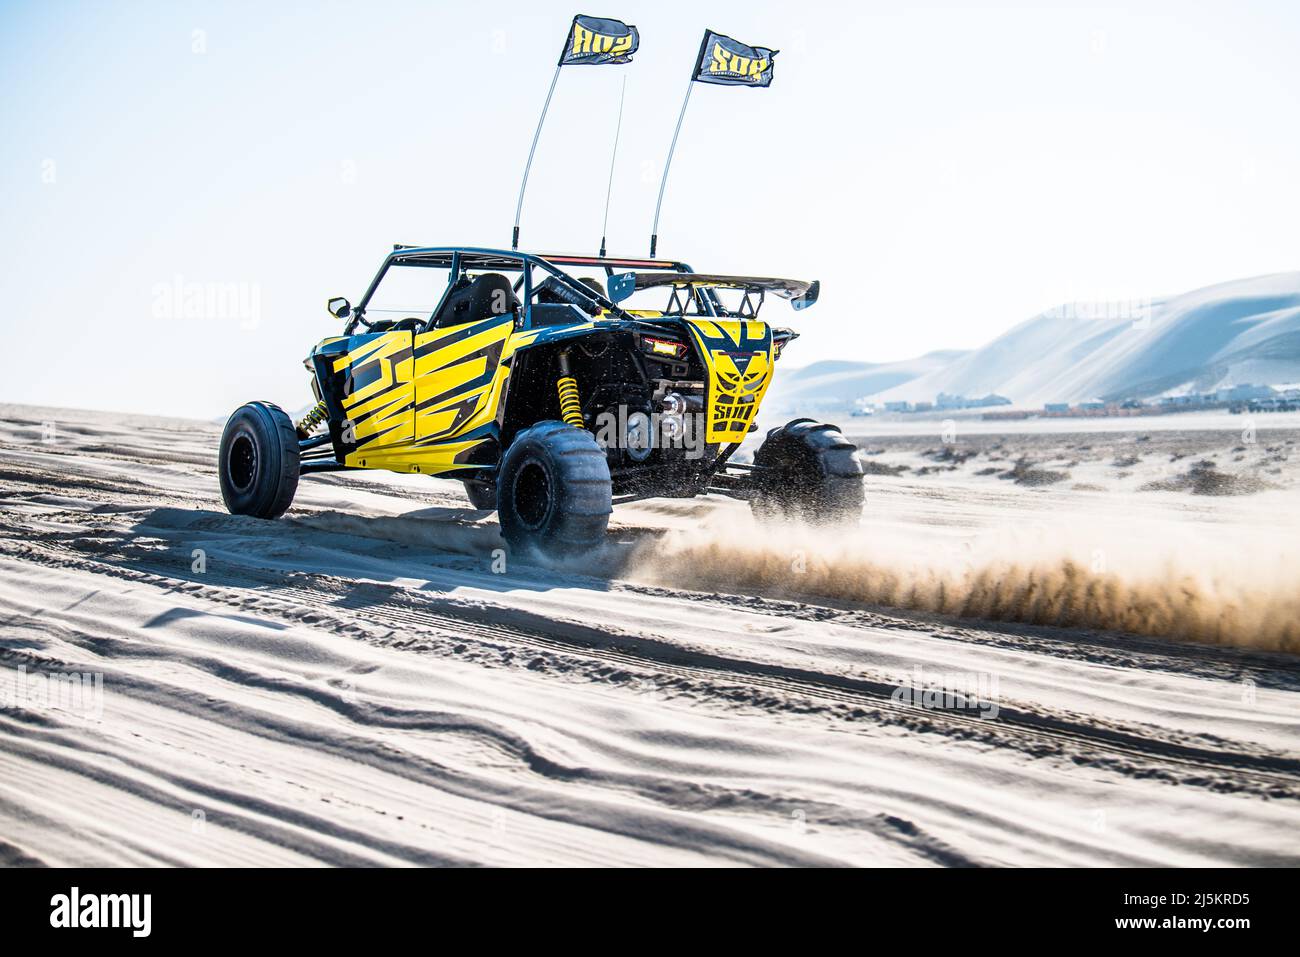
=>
[0,403,1298,867]
[846,411,1300,496]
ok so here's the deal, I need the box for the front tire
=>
[219,401,300,519]
[750,419,864,525]
[497,421,611,555]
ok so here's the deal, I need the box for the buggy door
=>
[323,331,415,467]
[411,276,517,446]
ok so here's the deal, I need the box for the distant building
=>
[1076,399,1106,410]
[1044,402,1070,413]
[913,401,934,412]
[1215,383,1275,403]
[883,401,912,413]
[937,392,1013,410]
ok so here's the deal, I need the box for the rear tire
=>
[219,402,300,519]
[750,419,863,525]
[497,421,611,555]
[462,480,497,511]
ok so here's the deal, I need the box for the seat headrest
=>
[432,273,518,329]
[468,273,518,320]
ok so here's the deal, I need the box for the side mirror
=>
[791,280,820,312]
[608,272,636,304]
[327,296,351,319]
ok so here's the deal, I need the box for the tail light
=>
[640,335,687,360]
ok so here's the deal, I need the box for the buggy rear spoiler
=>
[608,272,820,312]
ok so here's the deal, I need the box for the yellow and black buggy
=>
[219,246,864,555]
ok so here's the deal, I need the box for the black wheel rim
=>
[229,433,258,493]
[513,459,552,531]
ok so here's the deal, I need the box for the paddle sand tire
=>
[219,401,301,519]
[462,480,497,511]
[750,418,864,525]
[497,421,612,555]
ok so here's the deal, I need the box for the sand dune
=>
[769,271,1300,412]
[0,404,1297,866]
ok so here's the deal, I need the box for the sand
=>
[0,403,1297,866]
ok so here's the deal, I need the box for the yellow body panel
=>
[322,311,777,471]
[333,314,521,474]
[347,437,489,473]
[410,316,513,449]
[335,334,415,453]
[682,319,776,444]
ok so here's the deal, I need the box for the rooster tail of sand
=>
[627,519,1300,653]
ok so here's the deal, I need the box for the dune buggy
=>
[219,246,864,554]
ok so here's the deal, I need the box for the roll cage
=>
[345,246,724,336]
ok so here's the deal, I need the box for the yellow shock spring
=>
[296,400,327,437]
[556,376,584,429]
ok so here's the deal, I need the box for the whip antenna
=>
[650,75,696,260]
[512,15,641,251]
[649,28,778,258]
[513,65,562,251]
[599,76,628,258]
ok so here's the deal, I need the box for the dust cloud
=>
[627,516,1300,653]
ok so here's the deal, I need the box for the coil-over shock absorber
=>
[556,351,584,429]
[296,400,327,438]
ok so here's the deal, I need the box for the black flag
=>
[560,15,640,65]
[692,29,777,87]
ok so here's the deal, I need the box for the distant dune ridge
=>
[769,272,1300,412]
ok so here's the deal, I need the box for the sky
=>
[2,0,1299,419]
